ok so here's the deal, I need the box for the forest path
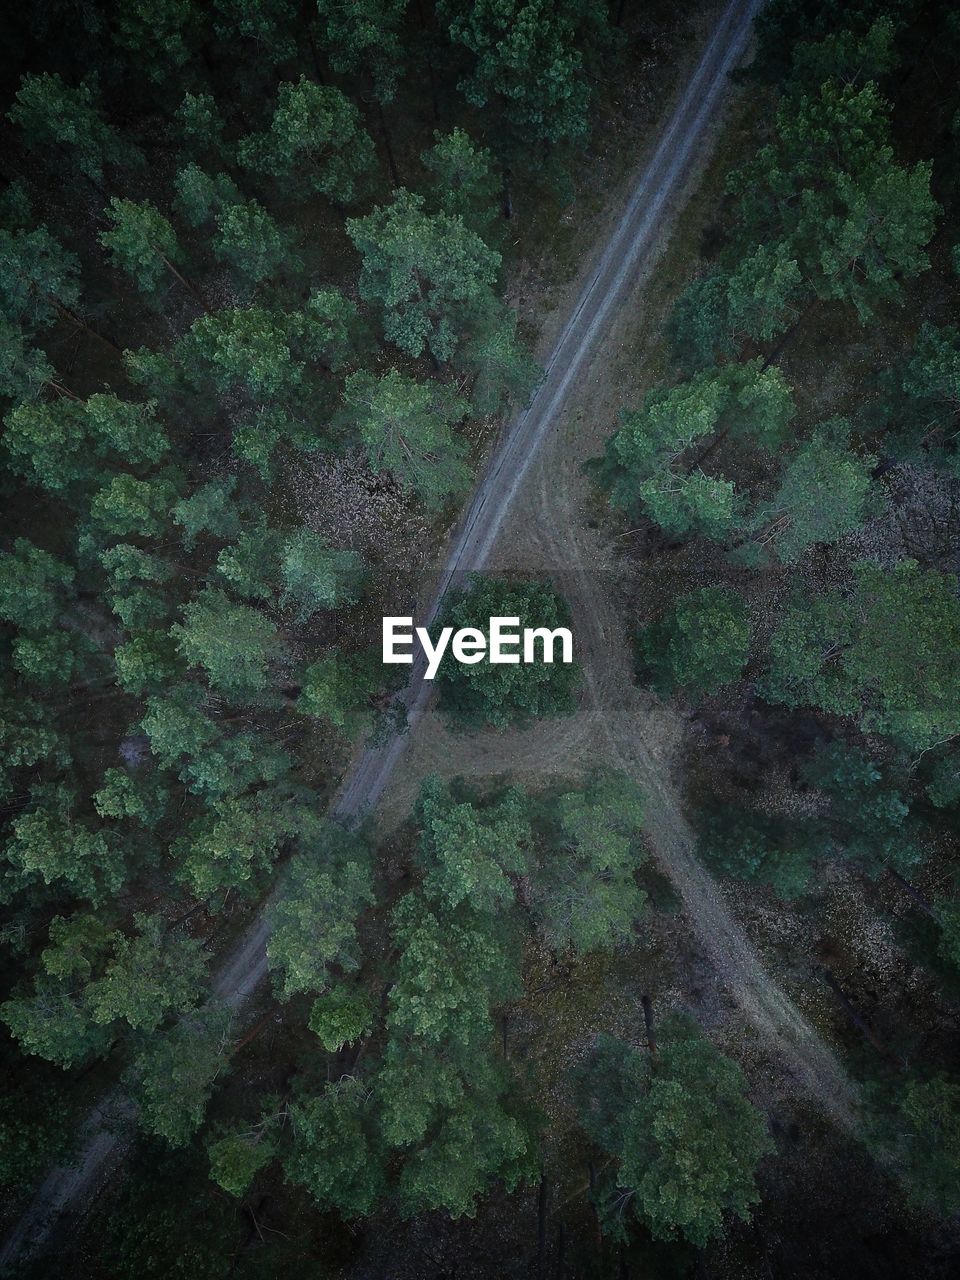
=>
[1,0,852,1269]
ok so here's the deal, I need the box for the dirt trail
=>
[1,0,856,1268]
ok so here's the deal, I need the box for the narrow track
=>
[2,2,845,1268]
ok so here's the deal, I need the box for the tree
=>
[238,77,374,204]
[347,189,501,363]
[213,0,298,64]
[208,1121,277,1198]
[764,560,960,750]
[605,361,794,539]
[433,575,580,728]
[211,199,296,294]
[728,81,938,320]
[83,914,206,1032]
[5,783,125,903]
[415,776,529,912]
[438,0,612,146]
[308,983,375,1052]
[532,773,647,953]
[341,368,471,509]
[297,649,376,734]
[746,419,878,563]
[0,539,74,631]
[279,529,362,621]
[0,225,81,332]
[574,1017,773,1247]
[386,892,519,1050]
[9,73,140,188]
[422,128,501,235]
[697,804,814,899]
[314,0,408,102]
[88,473,180,542]
[801,742,924,878]
[4,394,168,494]
[865,1072,960,1216]
[876,322,960,467]
[377,888,537,1216]
[98,198,191,300]
[172,794,288,897]
[171,589,281,701]
[283,1078,386,1217]
[266,825,374,997]
[112,0,199,82]
[636,587,752,697]
[127,1003,234,1147]
[668,246,804,372]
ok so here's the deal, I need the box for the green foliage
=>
[439,0,612,145]
[297,649,376,734]
[0,225,81,331]
[283,1078,386,1217]
[239,77,374,203]
[1,914,205,1067]
[266,825,374,998]
[765,560,960,749]
[212,198,296,293]
[747,419,878,562]
[575,1017,773,1248]
[88,473,179,542]
[386,892,518,1049]
[342,368,471,509]
[422,127,501,234]
[668,246,804,371]
[213,0,298,62]
[9,73,140,185]
[416,776,529,912]
[865,1072,960,1216]
[434,575,580,729]
[636,587,752,697]
[83,914,206,1032]
[308,984,375,1052]
[279,529,362,621]
[315,0,407,101]
[877,322,960,466]
[606,361,794,539]
[112,0,198,81]
[99,199,180,296]
[172,589,281,701]
[728,81,939,320]
[207,1124,276,1198]
[532,773,647,953]
[348,188,501,363]
[5,783,125,903]
[698,805,814,899]
[4,394,168,494]
[127,1004,234,1147]
[0,539,74,629]
[801,742,923,877]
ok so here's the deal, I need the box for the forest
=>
[0,1,958,1277]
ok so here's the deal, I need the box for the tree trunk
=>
[887,868,938,921]
[588,1161,603,1249]
[375,98,400,187]
[161,254,211,314]
[642,993,657,1057]
[537,1175,548,1277]
[54,300,123,356]
[822,968,906,1069]
[615,0,627,28]
[760,294,820,370]
[503,169,514,220]
[555,1222,566,1280]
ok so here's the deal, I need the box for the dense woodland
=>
[0,1,959,1277]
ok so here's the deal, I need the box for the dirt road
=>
[2,0,856,1267]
